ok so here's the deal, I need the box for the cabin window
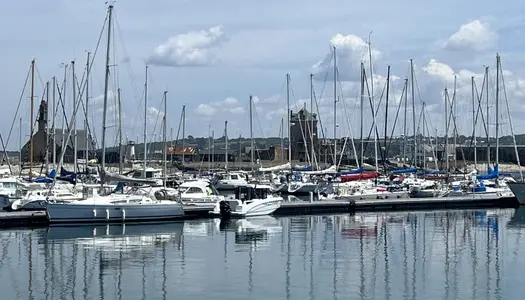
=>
[230,174,238,180]
[187,187,202,194]
[146,171,154,178]
[132,171,142,178]
[218,175,225,180]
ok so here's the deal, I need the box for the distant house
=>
[21,100,96,164]
[167,146,198,162]
[199,149,237,162]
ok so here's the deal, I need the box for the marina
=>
[0,194,518,228]
[3,1,525,299]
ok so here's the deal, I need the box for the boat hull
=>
[46,202,185,223]
[211,197,282,217]
[507,182,525,205]
[287,183,318,195]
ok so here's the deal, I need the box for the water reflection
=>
[0,209,524,300]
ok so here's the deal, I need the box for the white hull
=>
[337,191,408,201]
[211,197,282,217]
[215,182,249,190]
[287,182,318,194]
[47,202,185,223]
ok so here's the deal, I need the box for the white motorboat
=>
[177,180,224,205]
[213,172,250,190]
[211,187,282,218]
[46,189,185,223]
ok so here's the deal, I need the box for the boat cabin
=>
[234,186,270,201]
[178,180,220,199]
[132,168,163,179]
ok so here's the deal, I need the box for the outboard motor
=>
[219,200,232,219]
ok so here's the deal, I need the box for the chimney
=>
[37,100,47,132]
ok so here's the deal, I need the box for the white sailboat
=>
[46,5,184,223]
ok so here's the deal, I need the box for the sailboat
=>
[46,5,185,223]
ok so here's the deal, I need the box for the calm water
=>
[1,208,525,300]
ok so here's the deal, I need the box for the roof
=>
[291,107,316,122]
[167,146,197,155]
[199,149,238,155]
[51,129,96,151]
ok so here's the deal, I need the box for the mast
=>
[162,91,167,188]
[118,88,123,174]
[19,118,22,174]
[182,105,186,164]
[444,88,449,172]
[211,130,215,168]
[495,54,500,169]
[224,121,228,171]
[280,117,284,164]
[403,78,408,165]
[485,66,490,168]
[52,76,56,170]
[249,95,254,171]
[100,4,113,182]
[143,65,148,178]
[384,65,391,171]
[85,51,90,171]
[286,73,291,167]
[208,124,212,170]
[45,81,50,174]
[72,60,77,173]
[310,73,315,169]
[368,33,378,172]
[471,76,477,169]
[29,59,35,178]
[333,46,337,166]
[360,62,365,167]
[410,59,416,167]
[452,75,457,170]
[422,102,426,171]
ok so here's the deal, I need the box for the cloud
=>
[91,90,116,105]
[195,103,217,116]
[147,106,163,119]
[214,96,238,107]
[443,20,497,52]
[312,33,381,81]
[148,26,227,67]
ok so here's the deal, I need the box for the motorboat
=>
[213,172,250,190]
[46,186,185,223]
[177,180,224,206]
[211,186,282,218]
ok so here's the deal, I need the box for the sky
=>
[1,0,525,150]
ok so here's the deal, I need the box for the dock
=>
[0,195,520,229]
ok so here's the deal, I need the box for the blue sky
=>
[1,0,524,150]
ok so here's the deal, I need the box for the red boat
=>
[340,171,380,182]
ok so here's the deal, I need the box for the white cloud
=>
[195,96,248,117]
[91,90,115,105]
[443,20,497,52]
[147,106,163,119]
[195,103,217,116]
[229,107,245,114]
[213,96,238,106]
[148,26,227,67]
[312,33,382,81]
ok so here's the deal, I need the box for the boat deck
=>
[0,195,519,229]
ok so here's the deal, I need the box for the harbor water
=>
[1,208,524,300]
